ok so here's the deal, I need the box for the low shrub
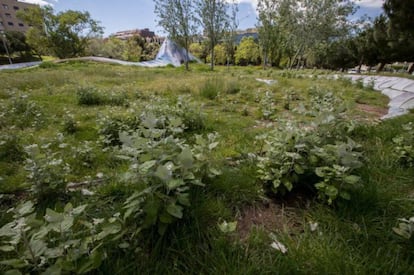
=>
[200,78,222,100]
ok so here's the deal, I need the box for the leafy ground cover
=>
[0,62,413,274]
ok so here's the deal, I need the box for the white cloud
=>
[18,0,55,6]
[355,0,384,8]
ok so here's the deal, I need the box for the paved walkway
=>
[343,75,414,119]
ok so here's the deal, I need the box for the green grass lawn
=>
[0,62,413,274]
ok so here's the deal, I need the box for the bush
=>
[0,133,26,162]
[77,87,104,106]
[200,78,222,100]
[393,122,414,167]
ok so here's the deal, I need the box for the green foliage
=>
[118,110,221,235]
[0,201,122,274]
[0,93,44,129]
[199,78,222,100]
[17,6,103,58]
[392,122,414,167]
[235,37,260,66]
[0,134,26,162]
[257,89,363,204]
[24,143,70,203]
[62,112,78,134]
[77,87,128,106]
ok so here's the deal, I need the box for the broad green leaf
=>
[5,270,22,275]
[119,131,133,147]
[77,250,104,274]
[283,180,293,191]
[41,265,62,275]
[177,193,190,207]
[0,245,14,252]
[166,203,183,219]
[325,186,338,197]
[344,175,360,185]
[142,113,157,129]
[178,148,193,169]
[64,202,73,213]
[0,222,16,237]
[294,164,305,174]
[61,215,74,232]
[166,179,185,190]
[142,198,161,227]
[218,221,237,233]
[72,204,88,215]
[315,167,326,177]
[139,160,157,173]
[155,165,171,182]
[29,239,47,258]
[208,142,219,150]
[339,191,351,200]
[0,259,28,268]
[96,224,121,241]
[44,209,64,223]
[16,201,34,216]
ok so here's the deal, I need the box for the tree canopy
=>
[17,6,103,59]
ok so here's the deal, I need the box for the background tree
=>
[235,36,260,66]
[189,42,208,62]
[197,0,234,70]
[18,6,103,59]
[206,44,226,65]
[154,0,198,70]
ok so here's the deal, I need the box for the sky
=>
[19,0,385,37]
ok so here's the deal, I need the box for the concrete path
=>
[342,75,414,119]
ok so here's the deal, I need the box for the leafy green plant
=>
[3,94,45,129]
[200,78,222,100]
[392,123,414,167]
[0,201,122,274]
[118,111,221,235]
[77,87,105,106]
[259,91,277,120]
[0,133,26,162]
[62,112,78,134]
[257,118,363,204]
[24,144,71,203]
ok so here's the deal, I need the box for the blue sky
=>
[20,0,385,37]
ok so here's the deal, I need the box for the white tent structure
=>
[138,39,200,67]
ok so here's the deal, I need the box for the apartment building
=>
[0,0,36,32]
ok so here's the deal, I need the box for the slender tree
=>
[154,0,198,70]
[197,0,233,70]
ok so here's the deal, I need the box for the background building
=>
[0,0,36,33]
[112,28,156,41]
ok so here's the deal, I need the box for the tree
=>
[189,42,208,61]
[0,31,32,56]
[257,0,287,68]
[235,36,260,66]
[17,6,103,59]
[383,0,414,35]
[206,44,226,65]
[197,0,237,70]
[154,0,198,70]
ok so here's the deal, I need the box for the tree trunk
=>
[185,38,189,71]
[376,62,385,73]
[357,57,363,74]
[407,63,414,74]
[210,40,215,71]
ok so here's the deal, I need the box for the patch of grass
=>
[0,63,413,274]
